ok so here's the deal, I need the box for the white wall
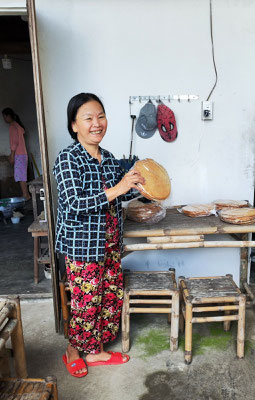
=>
[35,0,255,206]
[0,54,42,175]
[34,0,255,282]
[123,234,241,285]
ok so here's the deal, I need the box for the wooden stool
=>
[179,274,246,364]
[0,376,58,399]
[0,297,27,378]
[122,268,179,353]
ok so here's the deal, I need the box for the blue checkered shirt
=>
[53,141,136,261]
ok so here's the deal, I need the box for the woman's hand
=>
[105,169,145,202]
[117,169,145,195]
[8,154,14,165]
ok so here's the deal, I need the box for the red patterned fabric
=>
[66,204,123,354]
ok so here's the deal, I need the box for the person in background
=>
[2,107,31,200]
[53,92,145,378]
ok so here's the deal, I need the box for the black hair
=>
[2,107,25,130]
[67,93,105,140]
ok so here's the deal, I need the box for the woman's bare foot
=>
[86,344,129,364]
[66,344,87,375]
[19,181,30,200]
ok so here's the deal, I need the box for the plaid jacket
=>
[53,141,136,261]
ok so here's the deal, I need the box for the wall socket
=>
[201,101,213,120]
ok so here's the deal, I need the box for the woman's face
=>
[2,113,13,123]
[72,100,107,147]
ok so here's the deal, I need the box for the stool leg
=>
[167,269,176,326]
[0,346,11,377]
[179,290,185,334]
[34,236,39,284]
[179,310,185,334]
[184,301,193,364]
[45,376,58,400]
[237,295,246,358]
[223,304,231,332]
[9,297,28,378]
[170,291,179,351]
[122,291,130,353]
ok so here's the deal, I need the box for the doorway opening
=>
[0,15,51,296]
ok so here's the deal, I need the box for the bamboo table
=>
[123,208,255,294]
[28,218,50,284]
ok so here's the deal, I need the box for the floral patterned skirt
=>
[65,205,123,354]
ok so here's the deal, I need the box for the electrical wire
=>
[206,0,218,101]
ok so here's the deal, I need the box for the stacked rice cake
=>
[219,208,255,225]
[213,199,248,210]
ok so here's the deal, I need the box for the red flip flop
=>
[62,354,88,378]
[86,351,130,366]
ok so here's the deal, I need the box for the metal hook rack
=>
[129,94,199,104]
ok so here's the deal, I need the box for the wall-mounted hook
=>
[129,94,199,103]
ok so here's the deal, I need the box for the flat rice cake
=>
[181,204,216,217]
[134,159,171,201]
[126,200,165,223]
[213,199,248,210]
[219,207,255,224]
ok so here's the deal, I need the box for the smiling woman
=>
[72,102,107,154]
[53,92,145,378]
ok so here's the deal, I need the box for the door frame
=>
[27,0,60,331]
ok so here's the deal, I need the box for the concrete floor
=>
[15,298,255,400]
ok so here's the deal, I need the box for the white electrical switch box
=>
[201,101,213,120]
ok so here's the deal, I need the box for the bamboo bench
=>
[0,376,58,400]
[0,297,27,378]
[179,274,246,364]
[122,269,179,353]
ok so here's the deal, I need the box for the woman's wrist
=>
[105,183,122,202]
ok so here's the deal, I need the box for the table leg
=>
[30,187,37,219]
[34,236,39,284]
[240,233,249,290]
